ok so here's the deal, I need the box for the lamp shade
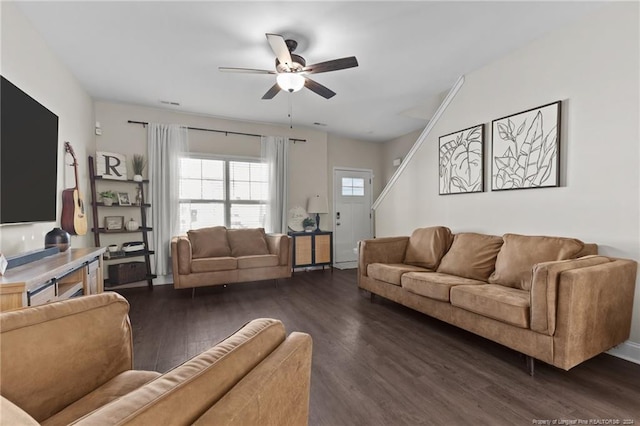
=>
[307,195,328,214]
[276,72,305,93]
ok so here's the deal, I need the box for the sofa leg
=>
[370,292,375,303]
[191,288,195,299]
[526,356,535,376]
[275,279,278,288]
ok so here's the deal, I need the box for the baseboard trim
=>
[607,341,640,365]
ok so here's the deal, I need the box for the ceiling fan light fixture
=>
[276,72,305,93]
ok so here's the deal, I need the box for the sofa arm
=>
[266,234,292,267]
[75,318,302,425]
[193,332,312,426]
[358,237,409,277]
[530,255,612,335]
[171,236,192,275]
[0,293,133,422]
[551,258,637,370]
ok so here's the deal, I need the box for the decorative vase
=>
[45,227,71,252]
[103,198,114,206]
[126,218,139,231]
[133,174,143,182]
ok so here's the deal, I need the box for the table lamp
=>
[307,195,328,232]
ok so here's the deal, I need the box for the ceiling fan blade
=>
[219,67,275,74]
[304,78,336,99]
[266,33,293,71]
[303,56,359,74]
[262,83,281,100]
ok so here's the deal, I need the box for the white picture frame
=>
[117,192,131,206]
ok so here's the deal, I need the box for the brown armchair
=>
[0,293,312,425]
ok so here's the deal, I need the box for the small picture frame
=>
[104,216,124,232]
[117,192,131,206]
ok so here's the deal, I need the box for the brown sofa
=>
[171,227,292,290]
[358,226,637,372]
[0,293,312,425]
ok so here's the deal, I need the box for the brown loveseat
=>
[0,293,312,425]
[171,227,292,290]
[358,226,637,372]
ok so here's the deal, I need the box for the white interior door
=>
[333,168,373,268]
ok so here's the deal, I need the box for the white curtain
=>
[148,123,189,276]
[261,136,289,233]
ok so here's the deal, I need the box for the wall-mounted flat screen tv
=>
[1,76,59,225]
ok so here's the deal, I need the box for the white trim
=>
[607,340,640,365]
[332,167,374,266]
[372,74,465,210]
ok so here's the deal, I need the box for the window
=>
[179,156,267,233]
[341,177,365,196]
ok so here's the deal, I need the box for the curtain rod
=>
[127,120,306,143]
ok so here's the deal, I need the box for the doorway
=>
[333,168,373,269]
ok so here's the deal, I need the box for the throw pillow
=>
[437,233,503,281]
[488,233,584,290]
[227,228,270,257]
[403,226,453,270]
[187,226,231,259]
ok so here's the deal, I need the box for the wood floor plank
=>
[115,269,640,426]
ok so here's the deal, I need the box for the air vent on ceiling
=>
[160,100,180,106]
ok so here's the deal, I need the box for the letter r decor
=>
[96,151,128,180]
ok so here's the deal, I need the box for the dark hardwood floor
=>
[115,269,640,426]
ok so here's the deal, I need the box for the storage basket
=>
[108,261,147,285]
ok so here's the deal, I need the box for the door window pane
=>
[342,177,365,197]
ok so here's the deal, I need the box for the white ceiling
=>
[16,1,604,142]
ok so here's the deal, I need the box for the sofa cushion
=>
[450,284,530,328]
[237,255,280,269]
[227,228,270,257]
[403,226,453,269]
[488,234,584,290]
[401,272,485,302]
[367,263,431,286]
[436,233,503,281]
[188,226,231,259]
[191,257,238,273]
[42,370,161,426]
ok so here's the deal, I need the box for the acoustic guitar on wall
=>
[61,142,88,235]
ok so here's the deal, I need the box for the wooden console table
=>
[0,247,105,311]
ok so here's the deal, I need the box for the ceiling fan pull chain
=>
[288,93,293,129]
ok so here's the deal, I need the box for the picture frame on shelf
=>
[104,216,124,232]
[491,100,561,191]
[117,192,131,206]
[439,124,484,195]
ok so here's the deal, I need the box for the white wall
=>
[381,129,422,185]
[375,4,640,358]
[0,2,95,255]
[94,101,329,228]
[327,133,384,212]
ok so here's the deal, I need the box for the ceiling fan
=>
[219,33,358,100]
